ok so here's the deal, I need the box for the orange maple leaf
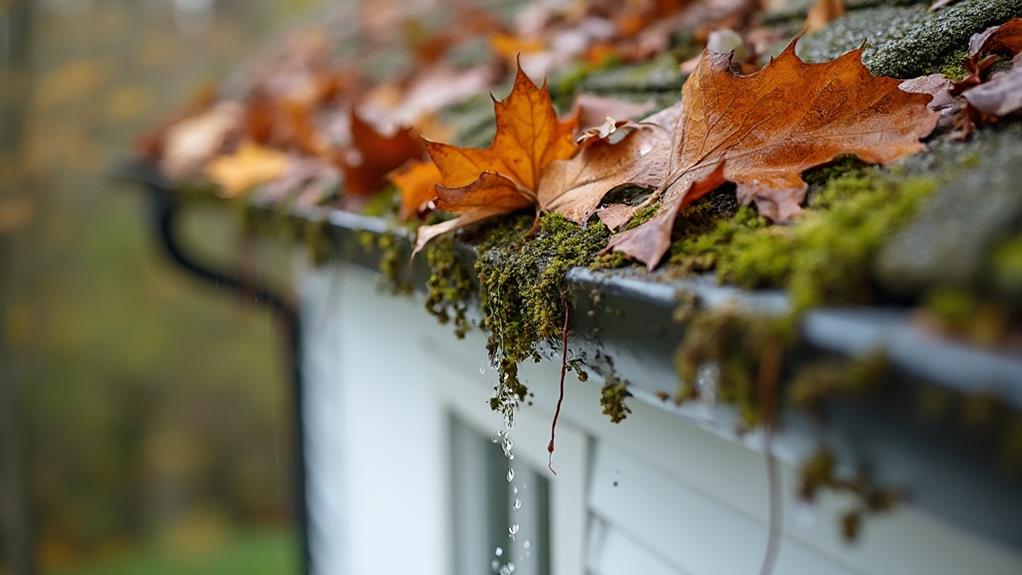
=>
[414,64,579,251]
[603,41,939,269]
[387,158,442,221]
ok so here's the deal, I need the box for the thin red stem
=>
[547,292,570,475]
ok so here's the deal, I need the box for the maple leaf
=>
[336,109,425,198]
[603,41,938,269]
[388,158,442,221]
[538,104,679,224]
[414,64,578,251]
[205,141,292,198]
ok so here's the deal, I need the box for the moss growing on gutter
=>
[474,213,610,420]
[674,308,792,428]
[423,238,475,339]
[668,168,937,312]
[798,448,900,542]
[788,353,888,411]
[359,230,413,294]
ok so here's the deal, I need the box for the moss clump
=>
[359,230,413,294]
[674,308,792,428]
[668,168,936,312]
[600,379,633,423]
[788,353,888,411]
[797,0,1022,78]
[798,448,900,542]
[423,238,475,339]
[361,186,400,218]
[921,288,1009,346]
[623,201,661,231]
[303,218,333,267]
[474,212,610,420]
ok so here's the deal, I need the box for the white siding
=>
[300,261,1022,575]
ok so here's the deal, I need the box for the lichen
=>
[423,238,475,338]
[473,212,610,420]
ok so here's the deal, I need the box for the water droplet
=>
[507,467,515,482]
[480,367,487,375]
[509,523,520,538]
[523,540,531,550]
[495,547,503,557]
[513,486,518,495]
[491,559,500,571]
[513,498,522,510]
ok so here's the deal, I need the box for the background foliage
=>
[0,1,325,573]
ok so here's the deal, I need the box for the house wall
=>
[299,261,1022,575]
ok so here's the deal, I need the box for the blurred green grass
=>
[51,529,296,575]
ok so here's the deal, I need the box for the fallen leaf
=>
[257,158,340,206]
[336,109,424,198]
[415,64,579,251]
[539,105,679,223]
[606,42,938,269]
[805,0,845,33]
[206,141,292,198]
[954,18,1022,93]
[159,102,242,179]
[388,158,442,220]
[963,54,1022,117]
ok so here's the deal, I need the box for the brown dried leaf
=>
[607,42,938,269]
[336,109,424,198]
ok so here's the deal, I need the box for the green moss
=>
[938,48,970,81]
[673,308,791,428]
[474,213,610,420]
[668,168,936,312]
[361,186,399,218]
[921,287,1010,345]
[623,201,661,231]
[797,0,1022,78]
[360,230,412,294]
[423,239,475,339]
[798,448,900,542]
[303,218,333,267]
[788,353,888,411]
[600,379,633,423]
[992,234,1022,297]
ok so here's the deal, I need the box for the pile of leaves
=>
[140,0,1022,547]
